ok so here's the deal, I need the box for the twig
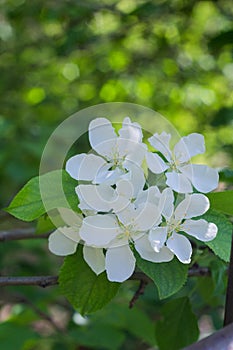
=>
[0,267,211,288]
[0,229,51,242]
[0,276,58,287]
[129,279,148,308]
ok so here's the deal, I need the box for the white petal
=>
[133,203,162,231]
[79,214,120,247]
[149,227,168,252]
[66,153,106,181]
[119,117,143,143]
[120,140,147,166]
[134,186,160,208]
[48,229,77,256]
[174,133,205,163]
[76,184,115,212]
[135,235,174,262]
[106,245,136,282]
[180,164,219,193]
[116,179,134,200]
[159,187,174,220]
[122,163,146,197]
[166,171,193,193]
[93,166,124,186]
[59,226,81,242]
[116,204,138,226]
[111,179,134,213]
[83,246,106,275]
[166,233,192,264]
[181,219,218,242]
[89,118,117,158]
[174,194,210,221]
[148,132,172,161]
[146,152,169,174]
[58,208,83,227]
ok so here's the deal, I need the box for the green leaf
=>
[210,259,228,296]
[5,170,79,222]
[155,297,199,350]
[203,210,232,262]
[59,247,120,315]
[136,254,188,299]
[207,191,233,216]
[97,303,157,346]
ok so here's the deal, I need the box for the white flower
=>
[76,165,146,214]
[79,201,173,282]
[149,190,218,264]
[66,117,147,186]
[146,132,219,193]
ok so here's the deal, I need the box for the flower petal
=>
[166,233,192,264]
[174,133,205,163]
[66,153,106,181]
[149,227,168,252]
[135,235,174,262]
[79,214,120,247]
[111,179,134,213]
[93,166,124,186]
[122,163,146,197]
[134,186,160,208]
[180,164,219,193]
[166,171,193,193]
[119,117,143,143]
[58,208,83,227]
[121,140,147,166]
[174,194,210,221]
[83,246,106,275]
[181,219,218,242]
[106,245,136,282]
[159,187,174,220]
[76,184,115,212]
[146,151,169,174]
[59,226,81,242]
[133,203,162,231]
[48,229,77,256]
[148,132,172,161]
[89,118,117,158]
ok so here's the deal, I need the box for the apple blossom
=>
[66,117,147,186]
[149,190,218,263]
[146,132,219,193]
[79,201,173,282]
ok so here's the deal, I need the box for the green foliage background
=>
[0,0,232,349]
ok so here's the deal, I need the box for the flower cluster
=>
[49,117,219,282]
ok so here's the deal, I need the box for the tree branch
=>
[0,276,58,287]
[0,228,51,242]
[0,266,211,288]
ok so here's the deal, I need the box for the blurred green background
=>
[0,0,232,349]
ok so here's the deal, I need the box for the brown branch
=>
[0,267,211,288]
[0,276,58,287]
[129,279,148,308]
[0,229,51,242]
